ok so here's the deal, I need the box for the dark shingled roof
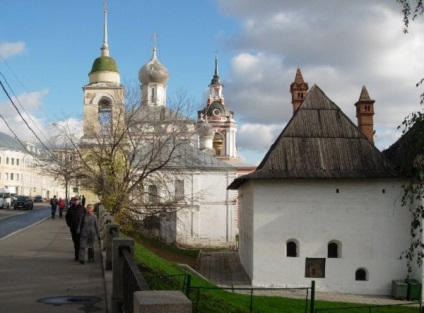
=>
[383,119,424,177]
[228,85,399,189]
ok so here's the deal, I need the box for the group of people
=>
[49,195,86,219]
[48,195,99,264]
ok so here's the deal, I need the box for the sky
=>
[0,0,424,165]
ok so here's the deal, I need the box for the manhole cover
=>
[38,296,102,306]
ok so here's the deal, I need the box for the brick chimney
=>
[354,86,375,144]
[290,68,309,113]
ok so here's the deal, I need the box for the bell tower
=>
[81,1,125,142]
[290,68,309,113]
[197,54,238,160]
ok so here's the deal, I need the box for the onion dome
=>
[90,56,118,74]
[197,120,214,138]
[138,48,169,85]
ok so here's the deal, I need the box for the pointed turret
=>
[88,1,120,84]
[196,54,238,160]
[355,86,375,144]
[100,1,109,57]
[290,68,309,113]
[207,54,224,104]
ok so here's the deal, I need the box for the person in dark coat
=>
[77,204,100,264]
[50,196,58,219]
[65,197,86,261]
[81,195,86,207]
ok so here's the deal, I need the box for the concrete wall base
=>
[133,290,191,313]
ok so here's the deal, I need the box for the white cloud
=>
[238,123,283,151]
[214,0,424,161]
[0,89,60,145]
[0,42,26,59]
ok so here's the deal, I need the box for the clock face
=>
[212,108,221,116]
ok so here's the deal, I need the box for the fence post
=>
[310,280,315,313]
[185,275,191,297]
[101,215,114,245]
[106,223,119,270]
[112,237,134,313]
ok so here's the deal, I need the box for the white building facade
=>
[229,78,421,295]
[0,135,65,200]
[237,179,411,295]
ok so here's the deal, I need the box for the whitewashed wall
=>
[238,178,417,295]
[176,170,238,248]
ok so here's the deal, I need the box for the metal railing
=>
[189,285,314,313]
[121,247,151,313]
[145,273,191,295]
[98,206,154,313]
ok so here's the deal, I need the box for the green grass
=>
[133,240,421,313]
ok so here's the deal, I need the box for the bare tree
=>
[390,0,424,276]
[397,0,424,32]
[52,86,205,234]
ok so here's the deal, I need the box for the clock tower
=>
[197,55,238,161]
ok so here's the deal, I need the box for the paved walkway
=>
[0,217,106,313]
[0,216,419,312]
[196,250,418,306]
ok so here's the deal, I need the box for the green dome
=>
[90,56,118,74]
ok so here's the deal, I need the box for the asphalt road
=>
[0,204,51,239]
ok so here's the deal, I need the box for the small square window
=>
[305,258,325,278]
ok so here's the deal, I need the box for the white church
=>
[80,5,255,248]
[228,69,422,295]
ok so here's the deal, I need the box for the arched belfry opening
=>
[98,98,112,133]
[213,133,224,156]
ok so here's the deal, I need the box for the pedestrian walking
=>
[65,197,86,261]
[58,197,65,218]
[81,195,86,207]
[77,204,100,264]
[49,196,58,219]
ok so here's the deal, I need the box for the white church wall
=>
[240,178,414,295]
[175,170,238,248]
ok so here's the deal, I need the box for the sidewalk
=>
[0,217,107,313]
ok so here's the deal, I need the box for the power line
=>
[0,53,54,146]
[0,77,55,157]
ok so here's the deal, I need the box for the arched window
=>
[151,86,157,103]
[98,98,112,133]
[213,133,224,156]
[286,239,299,257]
[328,240,342,258]
[148,185,158,203]
[355,268,367,281]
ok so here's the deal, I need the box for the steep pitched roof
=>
[228,85,398,189]
[383,118,424,176]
